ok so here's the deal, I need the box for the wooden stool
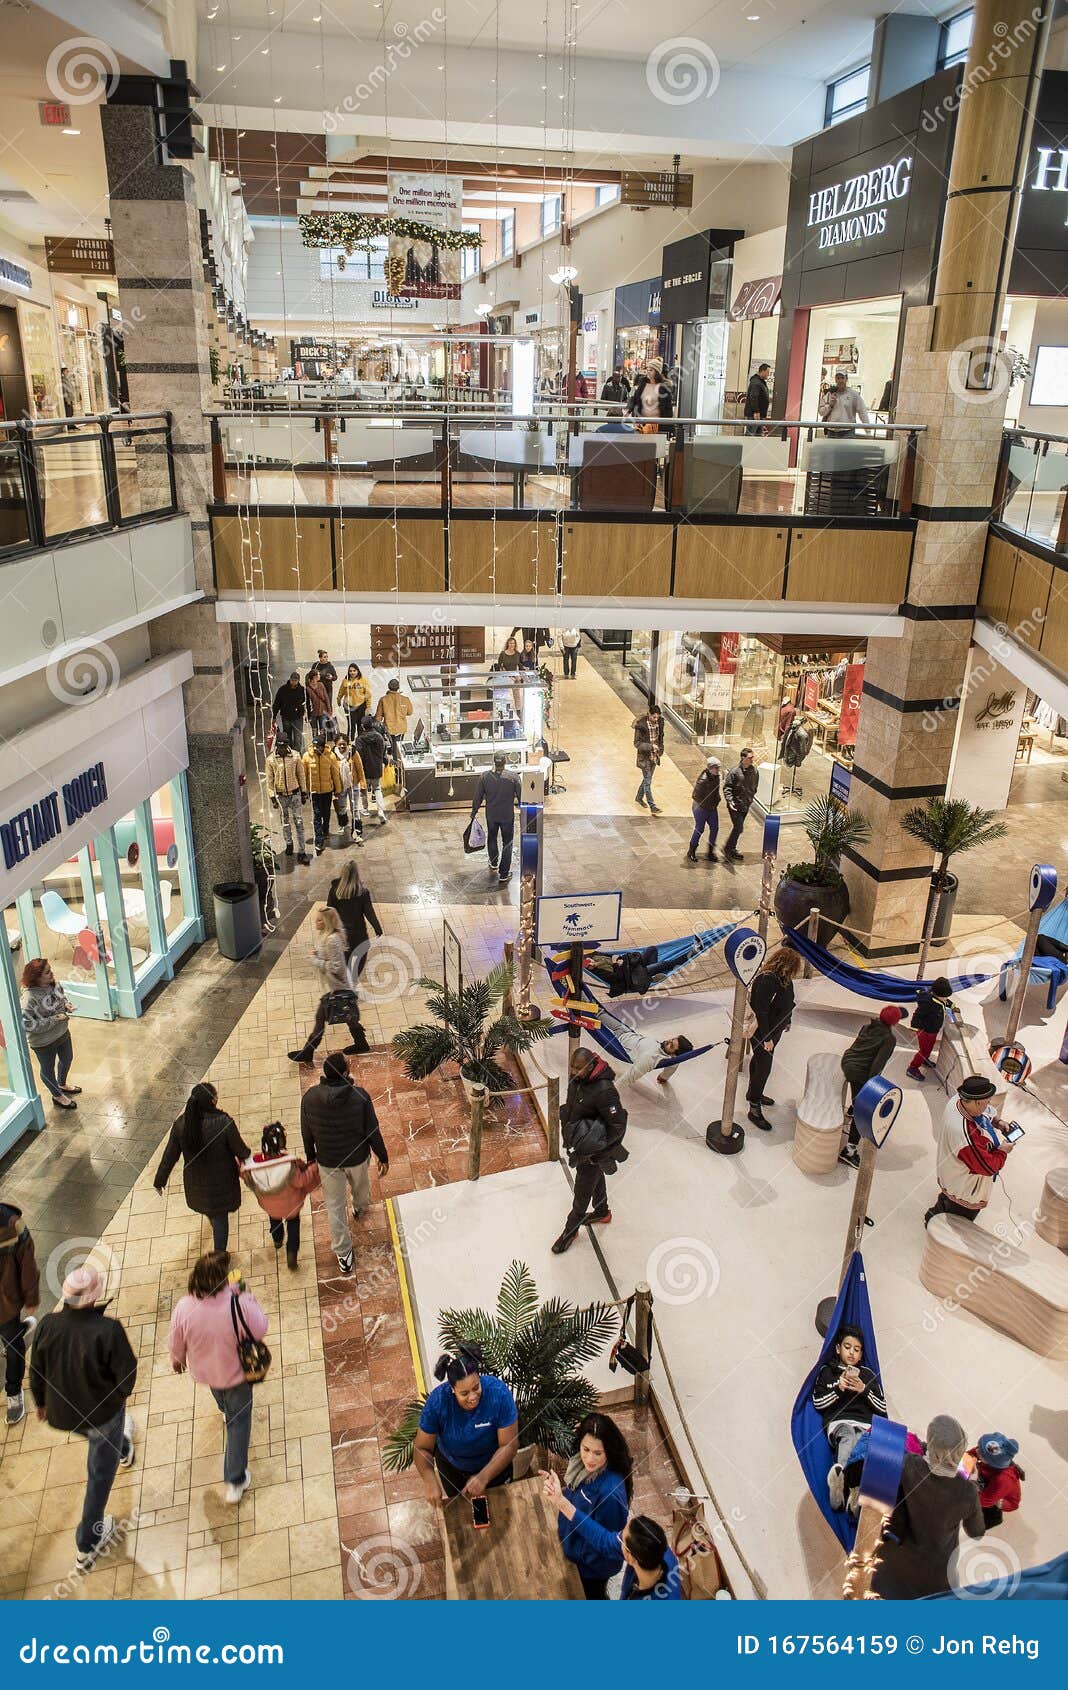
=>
[1036,1168,1068,1251]
[920,1214,1068,1360]
[793,1050,846,1175]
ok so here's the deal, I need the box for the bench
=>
[920,1214,1068,1360]
[1036,1168,1068,1252]
[793,1051,846,1174]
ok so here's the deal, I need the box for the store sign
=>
[806,156,913,250]
[718,631,740,674]
[621,171,694,209]
[660,232,711,325]
[535,891,622,946]
[790,134,921,277]
[949,652,1026,811]
[729,276,782,321]
[704,672,735,712]
[370,289,417,310]
[370,623,486,667]
[45,237,115,276]
[1012,72,1068,294]
[38,101,71,127]
[829,762,852,808]
[1,761,108,871]
[803,674,819,711]
[0,255,31,291]
[837,661,865,748]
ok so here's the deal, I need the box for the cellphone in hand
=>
[471,1496,490,1529]
[1005,1122,1025,1143]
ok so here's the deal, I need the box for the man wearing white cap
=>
[29,1263,137,1568]
[686,756,721,864]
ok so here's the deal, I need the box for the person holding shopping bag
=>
[168,1250,269,1504]
[288,906,366,1066]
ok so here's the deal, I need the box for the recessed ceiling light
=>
[216,64,227,71]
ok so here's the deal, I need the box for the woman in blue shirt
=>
[542,1471,684,1602]
[545,1413,632,1599]
[415,1345,519,1506]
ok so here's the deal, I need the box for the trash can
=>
[924,872,959,946]
[213,881,262,961]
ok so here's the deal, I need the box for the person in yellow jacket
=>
[337,664,372,740]
[303,735,342,855]
[375,678,413,790]
[265,735,310,863]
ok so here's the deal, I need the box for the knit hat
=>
[879,1005,905,1026]
[958,1075,997,1101]
[62,1264,102,1308]
[323,1053,349,1082]
[925,1414,967,1477]
[977,1432,1019,1470]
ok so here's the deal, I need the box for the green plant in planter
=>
[382,1261,617,1472]
[392,961,551,1091]
[773,797,872,939]
[208,344,220,385]
[900,797,1008,977]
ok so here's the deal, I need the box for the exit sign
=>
[39,102,72,127]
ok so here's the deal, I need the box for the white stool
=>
[793,1051,846,1175]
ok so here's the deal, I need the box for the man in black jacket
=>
[723,749,758,860]
[839,1005,905,1168]
[30,1263,137,1566]
[600,367,630,404]
[1,1200,40,1426]
[744,363,771,434]
[552,1049,628,1254]
[470,752,520,884]
[273,672,307,752]
[687,755,721,864]
[301,1052,389,1274]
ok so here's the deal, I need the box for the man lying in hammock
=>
[812,1323,887,1513]
[600,1011,694,1089]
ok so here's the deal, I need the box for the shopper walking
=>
[633,704,665,814]
[154,1082,249,1252]
[327,859,382,975]
[331,733,365,844]
[600,368,631,405]
[925,1074,1017,1228]
[303,733,342,855]
[300,1052,389,1274]
[560,627,581,678]
[315,649,338,713]
[305,665,333,738]
[288,906,366,1065]
[60,364,78,417]
[272,672,307,751]
[415,1344,519,1505]
[30,1264,137,1568]
[265,732,310,864]
[723,748,758,860]
[375,677,413,780]
[838,1005,905,1168]
[744,362,772,434]
[873,1415,985,1599]
[906,978,953,1081]
[541,1413,633,1598]
[337,662,372,740]
[168,1250,269,1504]
[470,751,520,883]
[627,361,674,431]
[746,945,802,1131]
[553,1047,628,1254]
[687,755,721,862]
[242,1123,320,1271]
[0,1200,39,1426]
[355,718,389,824]
[20,959,79,1109]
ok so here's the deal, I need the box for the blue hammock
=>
[926,1548,1068,1601]
[548,996,717,1072]
[782,927,991,1002]
[791,1251,883,1550]
[998,895,1068,1012]
[544,921,738,1000]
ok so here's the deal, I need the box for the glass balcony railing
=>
[0,413,178,559]
[997,429,1068,553]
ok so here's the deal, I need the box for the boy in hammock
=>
[812,1323,887,1512]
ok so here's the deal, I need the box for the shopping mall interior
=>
[3,0,1068,1623]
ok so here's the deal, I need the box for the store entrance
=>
[799,296,901,423]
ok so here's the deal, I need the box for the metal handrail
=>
[212,408,925,431]
[0,411,172,437]
[1003,426,1068,447]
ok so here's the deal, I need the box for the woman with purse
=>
[745,945,802,1132]
[167,1250,270,1504]
[542,1412,633,1598]
[154,1082,250,1251]
[287,906,366,1066]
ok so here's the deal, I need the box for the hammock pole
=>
[567,942,584,1072]
[707,972,748,1154]
[1005,904,1042,1043]
[840,1140,877,1286]
[803,906,820,979]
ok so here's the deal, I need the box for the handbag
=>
[608,1292,651,1376]
[231,1291,271,1384]
[324,988,359,1024]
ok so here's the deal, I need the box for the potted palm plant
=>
[392,961,551,1100]
[382,1261,618,1474]
[773,796,873,943]
[900,798,1008,977]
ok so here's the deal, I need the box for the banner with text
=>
[386,173,462,300]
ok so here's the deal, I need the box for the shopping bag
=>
[463,817,486,853]
[382,763,396,793]
[671,1498,729,1599]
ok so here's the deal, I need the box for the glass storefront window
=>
[16,299,62,419]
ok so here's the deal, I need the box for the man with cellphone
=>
[925,1074,1020,1228]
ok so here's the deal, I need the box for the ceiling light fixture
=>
[216,64,227,71]
[548,265,577,285]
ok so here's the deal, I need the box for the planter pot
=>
[773,872,850,947]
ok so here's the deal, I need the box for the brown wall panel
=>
[978,534,1017,625]
[212,513,333,592]
[337,517,445,594]
[786,528,910,603]
[1039,567,1068,677]
[1007,549,1051,648]
[673,525,787,600]
[449,520,557,596]
[561,522,672,597]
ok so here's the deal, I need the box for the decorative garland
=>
[299,212,482,252]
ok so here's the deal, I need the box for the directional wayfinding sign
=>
[535,891,622,947]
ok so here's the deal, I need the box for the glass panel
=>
[827,64,870,126]
[940,9,973,67]
[17,298,63,420]
[148,784,189,942]
[0,439,31,551]
[32,423,107,539]
[163,772,201,944]
[11,849,114,1020]
[111,418,172,519]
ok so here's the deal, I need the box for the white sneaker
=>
[76,1515,116,1569]
[224,1469,252,1505]
[20,1315,37,1342]
[6,1391,25,1426]
[827,1463,846,1512]
[119,1412,135,1468]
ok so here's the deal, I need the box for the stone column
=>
[842,0,1053,956]
[100,93,253,935]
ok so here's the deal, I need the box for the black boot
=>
[686,848,698,863]
[747,1107,773,1132]
[707,845,718,862]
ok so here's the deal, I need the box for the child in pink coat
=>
[242,1122,320,1270]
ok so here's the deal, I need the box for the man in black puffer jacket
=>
[553,1048,628,1255]
[355,721,389,824]
[301,1052,389,1274]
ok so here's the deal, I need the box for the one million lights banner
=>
[386,172,463,300]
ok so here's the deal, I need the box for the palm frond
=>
[901,798,1008,861]
[496,1260,540,1348]
[512,1298,618,1379]
[482,959,513,1007]
[381,1396,426,1472]
[436,1308,507,1376]
[465,1056,517,1092]
[483,1013,553,1057]
[391,1023,456,1081]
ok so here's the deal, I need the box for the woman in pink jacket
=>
[241,1122,320,1271]
[168,1251,269,1504]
